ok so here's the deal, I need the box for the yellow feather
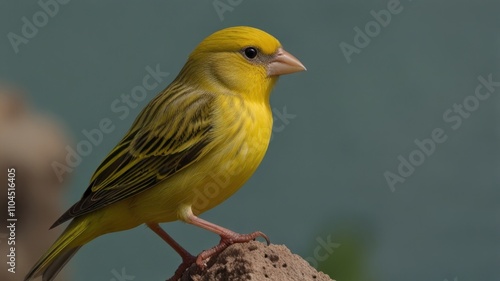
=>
[25,26,304,281]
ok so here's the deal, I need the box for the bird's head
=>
[178,26,306,101]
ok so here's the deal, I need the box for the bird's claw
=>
[195,231,269,268]
[168,231,270,280]
[166,254,196,281]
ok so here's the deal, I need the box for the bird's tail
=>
[24,219,87,281]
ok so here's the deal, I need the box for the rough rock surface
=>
[181,241,334,281]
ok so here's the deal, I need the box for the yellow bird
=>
[25,26,306,281]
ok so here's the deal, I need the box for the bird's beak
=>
[267,48,306,77]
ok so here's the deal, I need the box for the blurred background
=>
[1,1,499,280]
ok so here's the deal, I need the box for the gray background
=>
[2,1,500,280]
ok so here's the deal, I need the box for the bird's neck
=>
[175,60,278,105]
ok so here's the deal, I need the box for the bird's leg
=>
[146,223,195,281]
[185,213,270,268]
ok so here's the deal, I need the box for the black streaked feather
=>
[51,88,214,229]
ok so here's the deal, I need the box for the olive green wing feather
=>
[51,88,214,228]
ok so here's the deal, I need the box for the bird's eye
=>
[243,47,258,59]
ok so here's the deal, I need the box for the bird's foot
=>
[195,231,270,269]
[166,253,196,281]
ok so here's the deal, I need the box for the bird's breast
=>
[190,97,273,214]
[214,96,273,170]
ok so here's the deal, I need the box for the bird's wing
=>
[51,88,215,228]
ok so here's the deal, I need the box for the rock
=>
[181,241,334,281]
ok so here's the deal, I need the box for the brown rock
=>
[181,241,334,281]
